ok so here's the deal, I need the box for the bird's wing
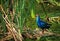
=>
[40,21,48,26]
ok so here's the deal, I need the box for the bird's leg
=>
[44,29,48,32]
[42,29,48,34]
[42,29,44,34]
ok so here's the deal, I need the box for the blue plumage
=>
[36,15,51,29]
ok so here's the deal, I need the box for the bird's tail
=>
[46,24,52,29]
[49,24,52,26]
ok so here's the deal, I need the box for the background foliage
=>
[0,0,60,41]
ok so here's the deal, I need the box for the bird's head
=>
[36,14,41,19]
[36,14,40,17]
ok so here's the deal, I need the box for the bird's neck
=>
[36,16,41,22]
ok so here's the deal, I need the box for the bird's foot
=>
[39,31,44,36]
[44,29,48,32]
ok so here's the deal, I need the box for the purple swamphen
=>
[36,14,51,34]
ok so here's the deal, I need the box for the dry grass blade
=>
[0,5,23,41]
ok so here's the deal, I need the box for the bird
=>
[36,14,51,34]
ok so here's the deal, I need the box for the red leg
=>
[44,29,48,32]
[42,29,44,34]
